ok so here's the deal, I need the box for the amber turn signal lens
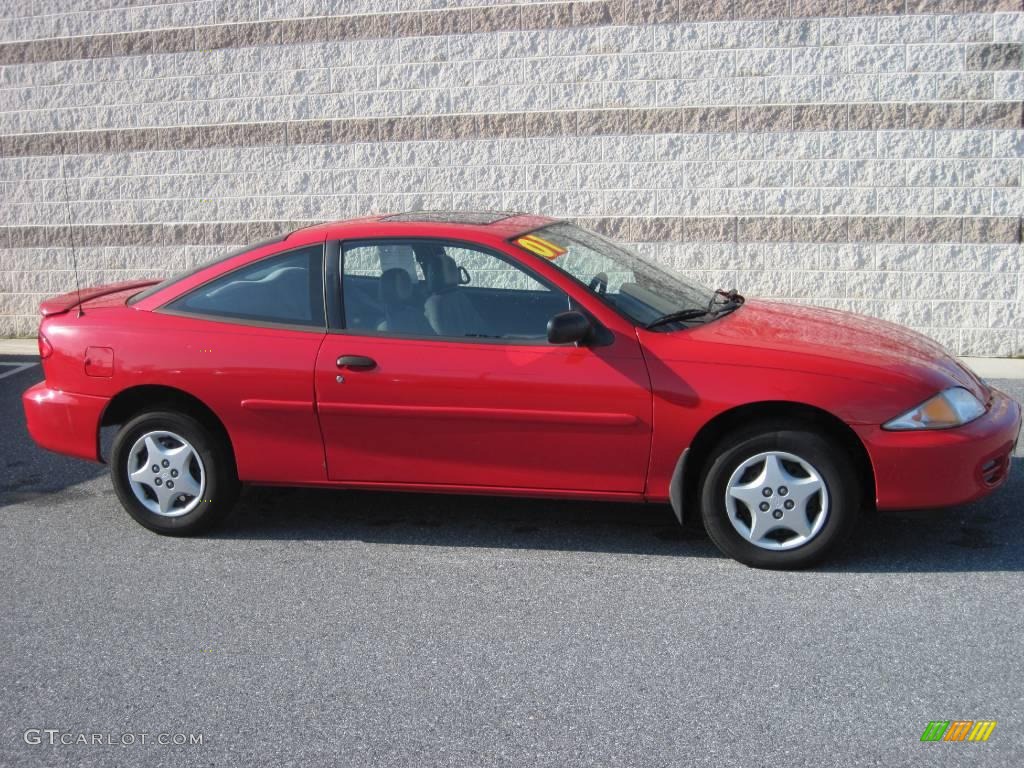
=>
[883,387,985,431]
[911,394,960,428]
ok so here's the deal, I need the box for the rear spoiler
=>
[40,279,161,316]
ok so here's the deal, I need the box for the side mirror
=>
[547,311,593,345]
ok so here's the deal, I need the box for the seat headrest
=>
[379,268,415,303]
[425,253,461,293]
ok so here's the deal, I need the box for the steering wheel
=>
[588,272,608,295]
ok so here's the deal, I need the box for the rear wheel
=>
[110,411,238,535]
[699,427,860,569]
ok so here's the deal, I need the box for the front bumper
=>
[855,387,1021,510]
[22,382,108,463]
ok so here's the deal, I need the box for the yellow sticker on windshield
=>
[515,235,567,260]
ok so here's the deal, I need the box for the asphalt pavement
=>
[1,355,1022,767]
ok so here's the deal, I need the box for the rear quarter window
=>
[164,245,325,329]
[128,236,288,306]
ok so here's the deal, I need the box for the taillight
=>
[38,331,53,359]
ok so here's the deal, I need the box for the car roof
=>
[293,211,559,241]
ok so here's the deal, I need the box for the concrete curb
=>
[959,357,1024,381]
[0,339,36,355]
[3,338,1023,379]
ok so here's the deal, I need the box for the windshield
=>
[522,222,717,327]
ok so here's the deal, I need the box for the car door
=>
[314,238,653,494]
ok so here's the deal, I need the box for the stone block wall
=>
[0,0,1021,354]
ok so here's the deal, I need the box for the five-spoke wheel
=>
[700,426,859,569]
[724,450,829,551]
[126,430,206,517]
[111,410,237,535]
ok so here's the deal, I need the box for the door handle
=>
[337,355,377,371]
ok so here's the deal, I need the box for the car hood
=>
[668,299,989,400]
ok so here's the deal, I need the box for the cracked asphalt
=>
[1,354,1023,767]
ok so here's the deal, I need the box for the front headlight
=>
[883,387,986,431]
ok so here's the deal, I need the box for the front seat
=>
[377,268,433,335]
[423,254,490,337]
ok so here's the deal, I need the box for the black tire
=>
[699,426,860,569]
[110,410,238,535]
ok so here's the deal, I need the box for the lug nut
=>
[170,470,178,478]
[759,501,770,512]
[762,488,772,497]
[152,465,159,473]
[154,478,162,486]
[784,500,795,510]
[778,486,788,496]
[161,459,170,468]
[166,480,174,489]
[772,509,783,519]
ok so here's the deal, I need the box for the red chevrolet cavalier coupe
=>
[23,212,1020,568]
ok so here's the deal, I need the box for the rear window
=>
[127,236,287,305]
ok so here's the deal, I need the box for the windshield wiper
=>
[644,308,712,330]
[709,287,744,311]
[644,288,745,331]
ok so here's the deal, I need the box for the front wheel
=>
[110,410,238,535]
[699,428,860,569]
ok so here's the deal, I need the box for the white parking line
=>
[0,362,37,379]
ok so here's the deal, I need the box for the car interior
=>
[342,242,571,340]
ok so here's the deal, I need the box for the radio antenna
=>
[58,147,84,316]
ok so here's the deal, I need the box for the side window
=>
[342,244,428,334]
[166,245,324,328]
[341,240,569,341]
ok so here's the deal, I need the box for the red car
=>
[22,212,1021,568]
